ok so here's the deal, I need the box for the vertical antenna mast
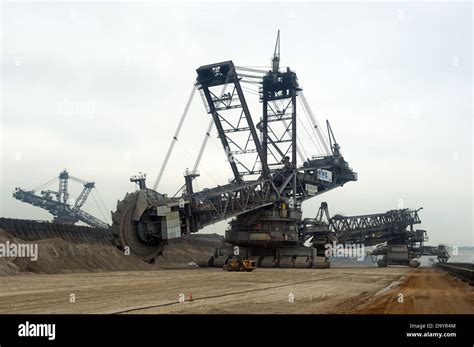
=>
[272,29,280,74]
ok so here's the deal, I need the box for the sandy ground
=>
[0,229,221,275]
[0,267,471,314]
[354,268,474,314]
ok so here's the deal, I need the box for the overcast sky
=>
[1,1,472,246]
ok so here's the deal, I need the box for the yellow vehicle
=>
[224,259,256,272]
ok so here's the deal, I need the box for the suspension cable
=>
[190,79,232,175]
[297,95,325,154]
[299,91,331,155]
[239,79,263,85]
[235,66,268,74]
[32,177,57,192]
[297,97,325,156]
[241,85,260,96]
[193,119,214,172]
[90,190,109,224]
[94,187,110,216]
[274,99,305,163]
[176,140,220,188]
[153,85,197,190]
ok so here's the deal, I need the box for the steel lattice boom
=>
[13,170,109,229]
[109,32,445,268]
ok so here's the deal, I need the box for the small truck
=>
[223,258,256,272]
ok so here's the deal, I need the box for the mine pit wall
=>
[0,218,225,275]
[0,218,113,245]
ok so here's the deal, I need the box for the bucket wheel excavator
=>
[301,203,450,268]
[111,32,446,268]
[111,32,356,263]
[13,170,109,229]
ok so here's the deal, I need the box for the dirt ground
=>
[0,267,471,314]
[0,227,472,314]
[354,268,474,314]
[0,229,222,275]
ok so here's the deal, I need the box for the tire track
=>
[111,272,363,314]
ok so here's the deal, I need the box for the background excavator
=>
[13,170,109,229]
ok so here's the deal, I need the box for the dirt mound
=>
[0,229,153,275]
[0,218,112,245]
[0,228,224,275]
[155,233,224,268]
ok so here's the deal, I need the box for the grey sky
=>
[1,1,472,246]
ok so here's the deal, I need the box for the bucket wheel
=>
[111,191,165,262]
